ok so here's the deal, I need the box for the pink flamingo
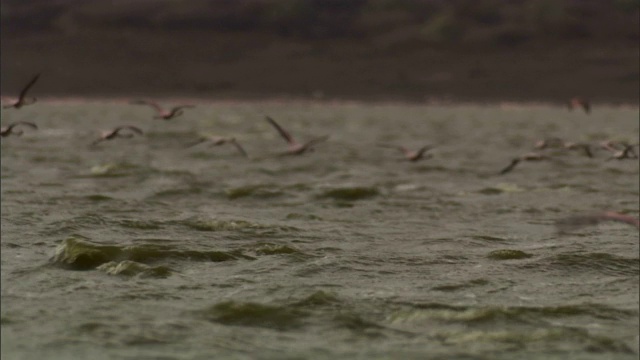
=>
[379,144,435,162]
[600,141,639,161]
[499,152,550,175]
[186,136,248,157]
[265,116,329,155]
[1,121,38,137]
[91,125,144,146]
[131,100,194,120]
[534,138,593,158]
[3,73,41,109]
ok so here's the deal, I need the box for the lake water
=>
[1,100,638,359]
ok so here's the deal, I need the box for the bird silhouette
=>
[265,116,329,155]
[3,73,41,109]
[131,100,195,120]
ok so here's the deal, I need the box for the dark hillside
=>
[2,0,638,103]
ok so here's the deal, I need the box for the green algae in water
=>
[471,235,510,243]
[153,187,203,197]
[118,219,163,230]
[292,291,340,308]
[332,313,387,337]
[285,213,323,221]
[97,260,172,278]
[432,278,490,292]
[181,217,299,233]
[52,237,121,270]
[85,194,113,202]
[200,301,307,330]
[487,249,533,260]
[123,245,253,263]
[225,184,285,200]
[316,186,380,201]
[478,183,526,195]
[253,243,302,256]
[88,163,128,177]
[52,237,253,270]
[183,218,257,231]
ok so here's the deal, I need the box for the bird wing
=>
[415,145,434,157]
[171,105,195,111]
[600,212,640,228]
[303,135,330,149]
[131,100,163,113]
[18,73,41,100]
[230,139,249,157]
[3,123,17,133]
[378,144,415,157]
[499,159,520,175]
[186,137,209,148]
[265,116,296,145]
[580,144,593,158]
[14,121,38,130]
[621,145,638,159]
[113,125,144,136]
[520,152,547,161]
[90,137,105,146]
[124,125,144,135]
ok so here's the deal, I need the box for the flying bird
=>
[599,140,630,152]
[186,135,248,157]
[3,73,41,109]
[555,211,639,233]
[91,125,144,146]
[600,141,639,161]
[379,144,435,162]
[265,116,329,155]
[534,138,593,158]
[567,96,590,114]
[499,152,550,175]
[0,121,38,137]
[131,100,194,120]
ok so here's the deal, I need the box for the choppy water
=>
[1,100,639,360]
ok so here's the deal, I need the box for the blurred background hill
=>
[2,0,638,103]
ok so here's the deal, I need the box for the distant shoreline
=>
[4,96,639,110]
[2,30,638,105]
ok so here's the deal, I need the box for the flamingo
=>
[131,100,194,120]
[265,116,329,155]
[186,136,248,157]
[499,152,550,175]
[3,73,41,109]
[534,138,593,158]
[91,125,144,146]
[600,141,639,161]
[0,121,38,137]
[379,144,435,161]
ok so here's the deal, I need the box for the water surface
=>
[2,100,638,359]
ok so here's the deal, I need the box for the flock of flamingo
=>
[2,73,639,232]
